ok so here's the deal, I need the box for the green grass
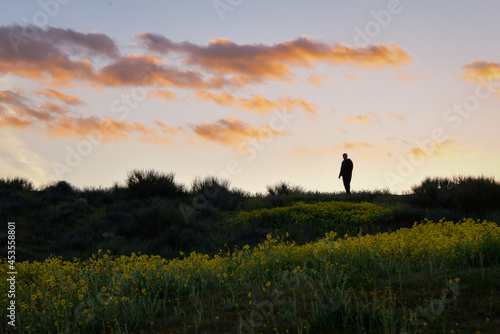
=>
[3,219,499,333]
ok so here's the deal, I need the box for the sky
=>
[0,0,499,194]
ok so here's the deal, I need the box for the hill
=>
[1,172,500,332]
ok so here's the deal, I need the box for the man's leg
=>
[343,176,351,195]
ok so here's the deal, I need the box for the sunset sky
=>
[1,0,499,194]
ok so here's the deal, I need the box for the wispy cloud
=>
[408,139,474,158]
[44,114,175,145]
[0,26,97,85]
[395,69,429,82]
[307,73,328,85]
[0,89,177,144]
[385,112,406,121]
[191,116,289,152]
[0,130,55,185]
[35,88,85,106]
[41,102,69,114]
[291,142,377,157]
[91,55,208,88]
[343,112,378,124]
[154,120,183,134]
[461,60,500,83]
[195,90,319,115]
[342,73,358,82]
[146,90,177,100]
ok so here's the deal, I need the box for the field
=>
[1,173,500,333]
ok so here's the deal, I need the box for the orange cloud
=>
[342,73,358,82]
[344,115,370,124]
[0,114,32,129]
[385,112,406,121]
[0,36,95,83]
[1,26,413,91]
[0,26,215,89]
[192,116,289,151]
[0,88,178,144]
[196,90,236,106]
[93,55,186,87]
[395,69,429,82]
[137,34,412,84]
[461,61,500,83]
[196,90,319,115]
[41,102,68,114]
[0,89,56,124]
[290,147,311,155]
[43,114,174,144]
[290,142,376,157]
[146,90,177,100]
[36,88,85,105]
[409,139,460,158]
[0,25,121,85]
[15,106,54,122]
[307,73,328,85]
[337,142,375,150]
[42,26,120,59]
[0,89,26,104]
[344,111,378,124]
[154,120,183,134]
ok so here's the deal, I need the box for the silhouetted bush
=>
[237,194,274,212]
[453,176,500,213]
[81,186,115,205]
[42,180,77,202]
[0,177,34,191]
[411,176,455,208]
[126,169,186,198]
[411,175,500,213]
[266,181,305,196]
[191,176,243,210]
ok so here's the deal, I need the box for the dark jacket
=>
[339,159,353,178]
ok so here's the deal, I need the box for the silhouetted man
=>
[338,153,353,195]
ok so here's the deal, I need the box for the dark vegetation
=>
[1,172,499,262]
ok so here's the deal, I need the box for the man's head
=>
[343,153,348,160]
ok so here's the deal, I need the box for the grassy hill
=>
[1,172,499,333]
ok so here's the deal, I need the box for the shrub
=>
[410,176,455,208]
[0,177,34,191]
[453,175,500,214]
[126,169,186,198]
[191,176,243,210]
[81,186,115,205]
[42,180,77,203]
[266,181,305,196]
[411,175,500,214]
